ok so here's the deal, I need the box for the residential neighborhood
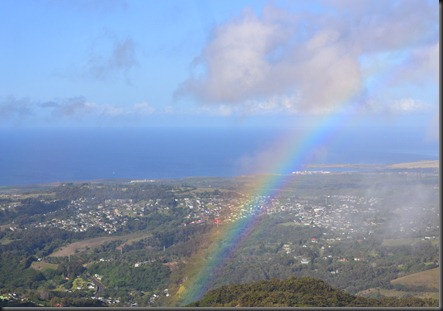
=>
[0,172,439,307]
[1,176,439,244]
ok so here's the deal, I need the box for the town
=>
[0,171,439,307]
[3,180,437,243]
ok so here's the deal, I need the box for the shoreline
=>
[307,160,439,170]
[0,160,439,191]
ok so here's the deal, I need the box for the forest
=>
[188,276,438,307]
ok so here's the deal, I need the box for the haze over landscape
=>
[0,0,439,308]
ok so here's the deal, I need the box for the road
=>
[89,276,106,298]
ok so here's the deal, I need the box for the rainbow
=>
[173,110,356,306]
[174,60,405,306]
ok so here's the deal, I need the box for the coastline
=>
[307,160,439,170]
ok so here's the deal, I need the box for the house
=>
[300,258,310,264]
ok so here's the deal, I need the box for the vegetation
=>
[188,276,439,307]
[391,268,439,291]
[88,261,170,292]
[0,171,439,307]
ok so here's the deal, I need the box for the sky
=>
[0,0,439,136]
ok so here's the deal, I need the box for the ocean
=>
[0,126,438,187]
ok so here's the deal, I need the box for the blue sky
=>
[0,0,439,138]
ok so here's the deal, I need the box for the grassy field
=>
[30,261,59,271]
[49,231,152,257]
[391,267,440,290]
[357,288,440,300]
[357,268,440,301]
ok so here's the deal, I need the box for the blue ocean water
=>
[0,127,438,186]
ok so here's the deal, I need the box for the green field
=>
[30,261,59,271]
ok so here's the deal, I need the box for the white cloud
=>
[99,104,125,116]
[360,98,432,115]
[132,102,156,115]
[388,98,431,114]
[287,29,362,112]
[176,0,438,116]
[178,8,285,104]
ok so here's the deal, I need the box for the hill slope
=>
[391,267,440,291]
[188,277,439,307]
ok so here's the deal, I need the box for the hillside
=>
[386,160,439,169]
[188,277,439,307]
[391,268,440,291]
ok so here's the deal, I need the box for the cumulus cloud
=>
[285,29,362,112]
[176,9,284,103]
[176,0,438,115]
